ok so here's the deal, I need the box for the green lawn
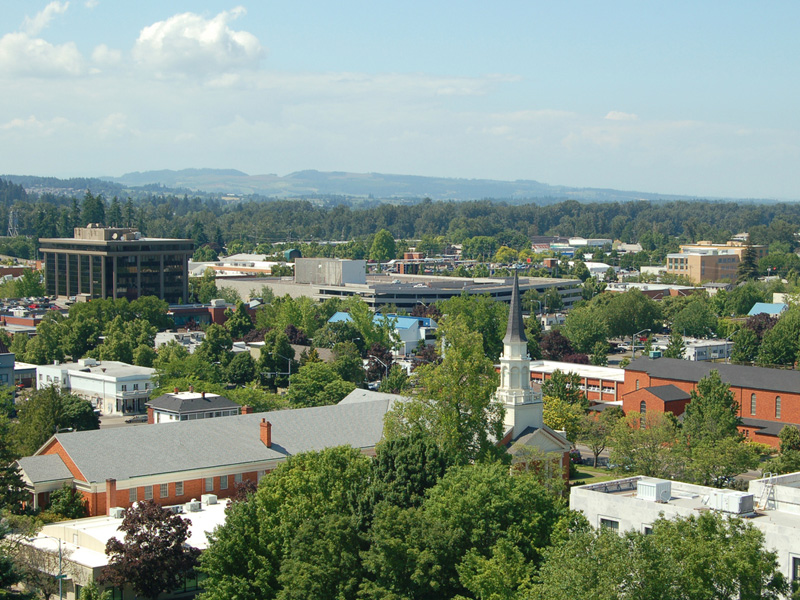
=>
[570,465,620,486]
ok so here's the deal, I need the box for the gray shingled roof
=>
[626,357,800,395]
[502,272,527,345]
[16,455,73,484]
[45,399,392,484]
[646,384,691,403]
[146,392,240,414]
[740,417,790,437]
[338,389,409,404]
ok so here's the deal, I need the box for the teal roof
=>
[747,302,787,316]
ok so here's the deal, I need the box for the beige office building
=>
[665,241,766,283]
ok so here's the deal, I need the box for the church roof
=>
[503,271,527,345]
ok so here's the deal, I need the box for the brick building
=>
[15,393,395,515]
[621,356,800,446]
[529,360,624,404]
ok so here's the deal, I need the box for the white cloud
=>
[133,7,263,76]
[85,0,99,8]
[0,115,71,134]
[604,110,639,121]
[0,32,83,76]
[91,43,121,66]
[22,1,69,36]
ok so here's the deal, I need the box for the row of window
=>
[751,393,782,419]
[129,474,246,502]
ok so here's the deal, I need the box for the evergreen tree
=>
[663,330,685,359]
[736,244,760,283]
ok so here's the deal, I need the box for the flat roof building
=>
[39,225,194,304]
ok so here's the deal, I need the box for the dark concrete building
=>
[40,226,194,304]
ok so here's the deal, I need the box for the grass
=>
[570,464,620,486]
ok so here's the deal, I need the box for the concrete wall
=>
[295,258,366,285]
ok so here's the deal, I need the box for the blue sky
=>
[1,1,798,199]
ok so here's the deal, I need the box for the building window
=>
[129,488,137,503]
[121,384,127,391]
[220,475,228,490]
[112,587,124,600]
[635,379,639,391]
[234,473,243,484]
[144,486,153,500]
[751,393,757,416]
[175,481,184,496]
[133,383,139,390]
[643,525,653,535]
[600,518,619,531]
[793,557,800,582]
[160,483,168,498]
[205,477,214,492]
[639,401,647,416]
[776,396,782,419]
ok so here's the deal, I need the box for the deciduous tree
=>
[101,501,200,600]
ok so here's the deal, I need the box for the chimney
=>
[260,418,272,447]
[106,479,117,515]
[201,391,206,399]
[241,405,253,414]
[173,387,179,394]
[146,406,154,425]
[189,385,194,393]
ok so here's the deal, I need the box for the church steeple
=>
[495,272,543,440]
[503,271,527,346]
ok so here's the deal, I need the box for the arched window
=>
[636,379,640,391]
[750,393,757,416]
[640,401,647,416]
[776,396,782,419]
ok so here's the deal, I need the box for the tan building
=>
[665,241,766,283]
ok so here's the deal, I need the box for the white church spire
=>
[496,272,543,440]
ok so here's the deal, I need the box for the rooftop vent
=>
[703,490,755,515]
[109,507,125,519]
[636,477,672,503]
[184,499,202,512]
[201,494,217,505]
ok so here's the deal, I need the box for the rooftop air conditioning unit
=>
[201,494,218,505]
[703,490,755,514]
[636,477,672,503]
[164,504,184,514]
[184,499,202,512]
[109,507,125,519]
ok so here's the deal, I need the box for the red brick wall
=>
[41,440,88,482]
[622,388,690,417]
[530,371,619,402]
[622,367,800,436]
[83,471,264,516]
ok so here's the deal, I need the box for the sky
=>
[1,1,799,199]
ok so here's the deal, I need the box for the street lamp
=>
[272,352,293,381]
[632,329,651,360]
[369,355,390,379]
[33,534,65,600]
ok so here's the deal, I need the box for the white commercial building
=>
[21,498,228,600]
[36,358,156,416]
[570,472,800,583]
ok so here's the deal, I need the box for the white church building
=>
[495,274,572,476]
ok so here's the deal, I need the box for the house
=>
[570,472,800,585]
[748,302,788,317]
[14,391,396,517]
[621,356,800,447]
[36,358,156,416]
[145,389,242,424]
[495,274,571,477]
[327,311,438,356]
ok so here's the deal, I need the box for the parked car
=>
[569,448,582,464]
[124,415,148,424]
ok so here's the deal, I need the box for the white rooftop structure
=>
[571,472,800,582]
[24,500,229,598]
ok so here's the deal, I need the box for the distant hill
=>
[103,168,706,203]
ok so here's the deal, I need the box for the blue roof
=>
[328,312,427,330]
[747,302,788,316]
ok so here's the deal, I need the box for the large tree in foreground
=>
[101,501,200,600]
[537,511,787,600]
[383,317,501,465]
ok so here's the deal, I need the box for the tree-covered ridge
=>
[2,177,800,255]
